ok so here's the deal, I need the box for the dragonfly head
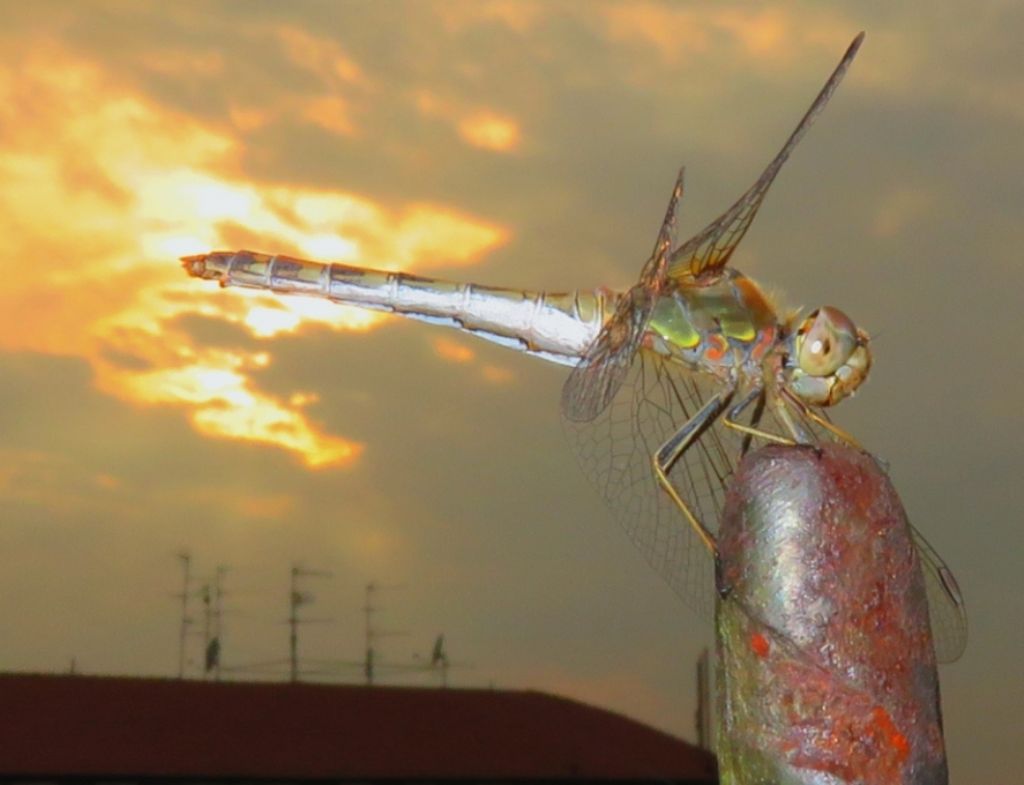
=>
[782,306,871,406]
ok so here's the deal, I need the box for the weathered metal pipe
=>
[715,443,947,785]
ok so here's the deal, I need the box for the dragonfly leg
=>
[781,389,863,449]
[723,387,799,446]
[652,389,735,556]
[739,387,767,457]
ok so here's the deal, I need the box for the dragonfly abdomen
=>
[182,251,609,365]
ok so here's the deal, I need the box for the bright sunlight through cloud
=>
[0,40,507,468]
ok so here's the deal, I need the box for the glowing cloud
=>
[0,39,507,468]
[433,337,476,364]
[435,0,543,34]
[481,364,515,385]
[105,353,362,470]
[413,90,523,155]
[600,2,853,69]
[458,111,522,152]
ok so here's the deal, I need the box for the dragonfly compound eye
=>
[797,306,857,377]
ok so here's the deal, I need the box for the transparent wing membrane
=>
[563,351,825,621]
[563,347,968,660]
[668,32,864,279]
[561,169,684,423]
[912,527,969,663]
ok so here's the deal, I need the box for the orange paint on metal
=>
[750,632,770,658]
[891,731,910,760]
[871,706,910,763]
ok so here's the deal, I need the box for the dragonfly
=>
[181,32,967,663]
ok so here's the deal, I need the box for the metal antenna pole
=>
[363,582,376,685]
[362,581,410,686]
[176,551,192,679]
[289,566,298,683]
[200,583,212,680]
[212,565,227,682]
[423,634,474,688]
[289,563,333,683]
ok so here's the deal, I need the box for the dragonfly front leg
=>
[781,389,863,450]
[724,386,802,445]
[652,388,735,556]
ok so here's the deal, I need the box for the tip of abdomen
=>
[181,252,228,281]
[180,254,208,276]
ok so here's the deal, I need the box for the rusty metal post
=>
[715,443,947,785]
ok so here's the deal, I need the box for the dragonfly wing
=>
[667,32,864,279]
[561,288,648,422]
[561,169,685,423]
[639,167,685,289]
[563,351,827,620]
[564,351,723,619]
[911,524,969,663]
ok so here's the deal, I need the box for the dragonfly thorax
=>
[644,269,781,379]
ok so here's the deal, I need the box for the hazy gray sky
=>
[1,2,1021,781]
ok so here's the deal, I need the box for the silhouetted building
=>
[0,672,717,783]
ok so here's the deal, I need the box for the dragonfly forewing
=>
[667,32,865,279]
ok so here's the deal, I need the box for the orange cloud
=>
[481,364,515,385]
[232,493,298,520]
[435,0,544,35]
[458,111,522,152]
[600,2,853,69]
[0,448,133,518]
[870,185,936,238]
[302,95,357,137]
[394,205,508,268]
[433,337,476,364]
[413,90,523,154]
[250,25,371,138]
[272,25,367,88]
[101,350,363,469]
[0,37,507,469]
[600,3,712,65]
[180,486,299,521]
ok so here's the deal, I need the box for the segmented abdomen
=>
[182,251,612,365]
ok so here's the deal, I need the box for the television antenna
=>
[198,566,230,680]
[174,550,192,679]
[362,581,409,685]
[288,563,333,682]
[413,634,475,687]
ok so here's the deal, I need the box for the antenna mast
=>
[211,565,227,681]
[288,563,333,682]
[200,582,212,680]
[362,581,408,685]
[363,582,375,685]
[176,551,192,679]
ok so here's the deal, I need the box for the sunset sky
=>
[2,1,1022,780]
